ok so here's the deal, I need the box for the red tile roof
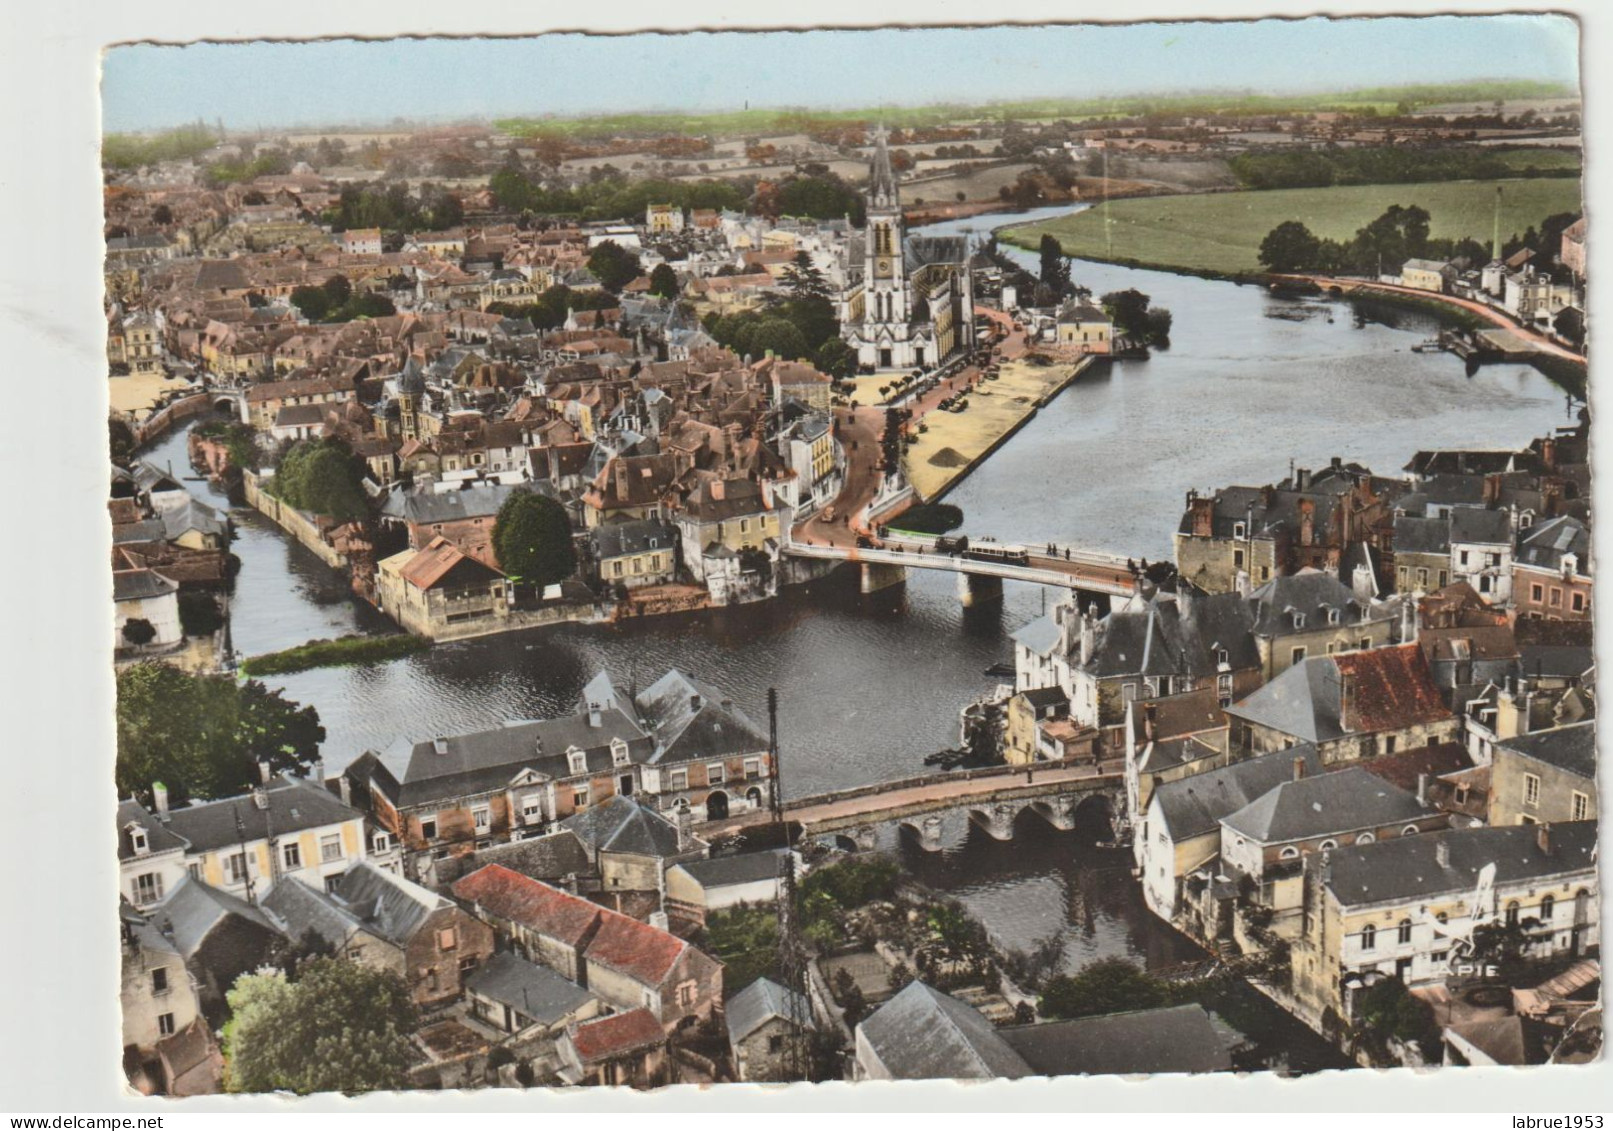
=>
[452,865,601,946]
[570,1008,665,1063]
[584,907,686,986]
[1335,644,1451,733]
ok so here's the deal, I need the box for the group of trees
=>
[1102,288,1174,346]
[224,960,417,1094]
[585,240,642,293]
[489,165,748,223]
[290,273,396,324]
[492,489,576,587]
[758,172,866,225]
[115,662,324,805]
[320,181,464,235]
[1257,203,1582,278]
[1230,145,1579,192]
[269,436,370,522]
[703,292,842,369]
[103,122,220,171]
[486,283,619,332]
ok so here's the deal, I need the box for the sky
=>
[100,14,1580,134]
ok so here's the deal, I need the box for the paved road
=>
[1282,275,1587,363]
[699,758,1126,839]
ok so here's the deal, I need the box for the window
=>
[1280,846,1300,860]
[1402,825,1420,837]
[567,747,587,776]
[130,828,148,855]
[1382,736,1398,756]
[1216,648,1230,668]
[1540,894,1556,922]
[677,980,698,1007]
[1233,522,1246,540]
[1360,924,1377,951]
[1549,588,1562,608]
[1319,840,1338,852]
[611,738,630,767]
[669,768,688,791]
[1359,638,1372,651]
[1327,608,1340,626]
[324,872,345,894]
[612,561,624,577]
[522,796,543,822]
[420,818,438,841]
[133,873,163,905]
[320,833,343,863]
[1459,550,1470,567]
[1357,833,1376,845]
[157,1013,176,1037]
[1291,647,1306,666]
[1532,583,1545,603]
[1571,592,1585,613]
[187,863,200,881]
[1397,919,1413,945]
[1292,613,1306,630]
[1416,568,1429,589]
[1524,773,1541,808]
[707,763,726,785]
[573,788,590,809]
[1233,549,1245,569]
[472,807,491,832]
[371,833,390,854]
[225,853,248,885]
[438,928,458,951]
[1571,792,1589,821]
[152,967,169,995]
[768,1034,784,1054]
[1505,901,1521,928]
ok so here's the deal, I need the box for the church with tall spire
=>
[839,127,975,372]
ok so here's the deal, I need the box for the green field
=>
[1004,178,1583,277]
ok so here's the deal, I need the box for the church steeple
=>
[868,125,899,211]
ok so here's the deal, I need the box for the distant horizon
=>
[101,16,1580,134]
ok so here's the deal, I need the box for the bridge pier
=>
[968,802,1023,841]
[1032,796,1080,831]
[850,825,880,852]
[957,572,1003,608]
[860,562,908,595]
[900,815,947,852]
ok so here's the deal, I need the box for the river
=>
[136,205,1566,1035]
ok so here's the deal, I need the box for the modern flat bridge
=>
[784,534,1138,604]
[696,760,1127,852]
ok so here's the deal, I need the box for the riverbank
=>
[904,353,1095,503]
[241,633,431,676]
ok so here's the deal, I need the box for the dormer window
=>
[1233,522,1246,540]
[128,824,149,856]
[1293,612,1306,630]
[1327,608,1340,626]
[1217,648,1229,667]
[611,738,630,767]
[567,746,587,776]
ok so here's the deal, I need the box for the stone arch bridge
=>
[697,761,1126,853]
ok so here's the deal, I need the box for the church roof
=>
[868,127,898,208]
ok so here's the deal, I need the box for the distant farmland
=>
[1003,178,1583,276]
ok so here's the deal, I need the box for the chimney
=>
[1298,498,1315,546]
[1435,839,1450,869]
[690,693,703,711]
[1416,772,1429,808]
[310,758,326,786]
[1143,702,1157,742]
[613,459,629,499]
[675,805,694,852]
[588,704,602,728]
[252,786,269,811]
[1330,456,1342,472]
[258,760,272,785]
[433,736,449,755]
[1483,473,1502,506]
[152,782,170,820]
[1079,607,1096,667]
[1541,438,1557,470]
[336,774,352,806]
[1189,496,1213,538]
[1297,467,1312,492]
[1537,821,1553,856]
[1293,756,1306,782]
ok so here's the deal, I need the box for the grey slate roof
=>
[114,569,178,602]
[1153,746,1324,841]
[999,1004,1234,1076]
[437,830,593,887]
[1323,820,1598,908]
[560,796,683,858]
[1221,766,1431,844]
[591,518,677,561]
[147,875,281,958]
[117,798,188,861]
[382,482,516,525]
[726,977,811,1045]
[1011,614,1060,658]
[1087,591,1259,680]
[675,849,788,891]
[1515,516,1590,574]
[273,403,328,428]
[1494,722,1596,780]
[465,952,596,1025]
[159,498,229,541]
[1394,515,1451,557]
[634,669,768,766]
[261,876,365,951]
[394,709,652,808]
[857,982,1029,1080]
[162,776,362,854]
[1449,507,1512,546]
[1518,645,1594,680]
[1247,570,1369,638]
[327,861,451,946]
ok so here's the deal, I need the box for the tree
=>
[1101,289,1154,338]
[492,489,576,586]
[322,274,353,308]
[224,960,417,1094]
[271,437,369,521]
[1144,307,1174,347]
[1258,220,1324,273]
[115,662,324,804]
[749,318,808,361]
[121,618,156,646]
[289,285,331,322]
[1355,976,1441,1060]
[815,337,858,381]
[1038,234,1071,296]
[782,251,830,299]
[1039,958,1172,1020]
[178,590,224,637]
[586,240,642,293]
[109,415,137,463]
[647,263,680,299]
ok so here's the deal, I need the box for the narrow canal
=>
[135,204,1568,1039]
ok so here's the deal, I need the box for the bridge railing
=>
[780,760,1118,816]
[783,541,1133,593]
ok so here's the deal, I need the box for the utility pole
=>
[233,805,257,906]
